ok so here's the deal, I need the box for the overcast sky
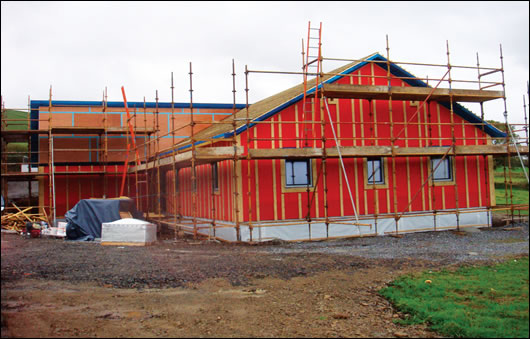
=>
[1,1,529,127]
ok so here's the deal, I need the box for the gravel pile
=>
[265,223,529,263]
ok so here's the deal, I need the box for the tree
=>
[486,120,527,168]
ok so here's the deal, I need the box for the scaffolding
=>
[1,92,156,227]
[1,23,528,241]
[131,23,527,241]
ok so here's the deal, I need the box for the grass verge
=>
[494,166,529,216]
[379,257,529,338]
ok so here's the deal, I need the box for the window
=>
[212,162,219,191]
[431,156,453,181]
[285,159,311,187]
[366,157,384,184]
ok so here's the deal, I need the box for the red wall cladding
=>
[158,62,493,223]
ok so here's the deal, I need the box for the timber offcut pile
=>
[1,203,48,233]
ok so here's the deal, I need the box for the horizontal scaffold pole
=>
[248,145,528,159]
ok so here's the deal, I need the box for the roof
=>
[184,52,506,149]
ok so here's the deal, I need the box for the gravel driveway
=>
[1,223,528,289]
[265,222,529,262]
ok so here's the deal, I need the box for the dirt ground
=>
[2,225,527,338]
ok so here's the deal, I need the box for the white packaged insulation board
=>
[101,218,156,244]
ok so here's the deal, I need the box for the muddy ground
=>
[1,224,528,338]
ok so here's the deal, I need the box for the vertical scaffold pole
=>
[477,53,492,225]
[427,95,437,230]
[170,72,179,239]
[386,35,399,234]
[27,95,32,207]
[231,60,240,242]
[155,90,161,216]
[245,64,253,241]
[143,96,150,216]
[189,63,198,239]
[369,98,378,231]
[499,45,514,223]
[1,97,7,207]
[103,88,108,199]
[446,41,460,231]
[523,86,530,146]
[48,86,56,227]
[133,106,139,210]
[321,96,328,240]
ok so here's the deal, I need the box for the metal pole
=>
[230,61,240,242]
[189,62,198,240]
[499,45,515,223]
[103,88,108,199]
[446,41,460,231]
[477,53,491,226]
[171,72,179,239]
[48,86,56,226]
[143,97,150,216]
[155,90,161,216]
[386,35,400,234]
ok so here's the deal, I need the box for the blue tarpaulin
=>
[64,198,142,241]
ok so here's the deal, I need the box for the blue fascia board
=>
[29,100,244,163]
[30,100,244,110]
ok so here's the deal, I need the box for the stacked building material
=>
[1,204,48,233]
[101,218,157,246]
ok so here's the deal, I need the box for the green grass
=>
[5,142,28,171]
[493,166,529,215]
[2,109,29,130]
[494,166,529,186]
[495,188,529,206]
[380,257,529,338]
[2,109,30,170]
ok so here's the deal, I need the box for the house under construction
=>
[2,24,529,242]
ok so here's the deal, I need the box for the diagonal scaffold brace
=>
[119,86,142,197]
